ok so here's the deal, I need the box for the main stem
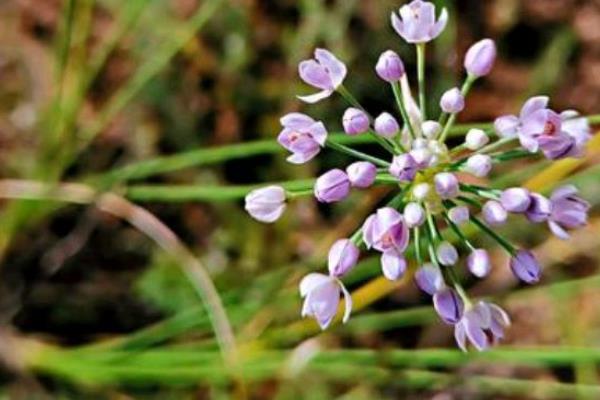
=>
[416,43,426,120]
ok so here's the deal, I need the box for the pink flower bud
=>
[440,87,465,114]
[342,107,369,135]
[375,50,405,82]
[464,39,497,77]
[314,169,351,203]
[346,161,377,188]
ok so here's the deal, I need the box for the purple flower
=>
[482,200,507,226]
[434,172,459,199]
[454,301,510,351]
[381,249,407,281]
[375,50,405,82]
[389,154,418,182]
[374,112,400,138]
[494,96,549,138]
[278,113,328,164]
[436,241,458,266]
[362,207,410,253]
[561,111,591,157]
[440,87,465,114]
[464,154,492,178]
[510,250,541,284]
[548,185,590,239]
[525,193,552,223]
[245,185,287,223]
[342,107,370,136]
[414,264,444,295]
[328,239,360,278]
[520,108,575,160]
[433,288,464,324]
[298,48,347,103]
[467,249,491,278]
[500,187,531,213]
[300,273,352,329]
[448,206,469,225]
[391,0,448,44]
[404,202,425,228]
[465,128,489,150]
[314,169,351,203]
[464,39,497,77]
[409,147,433,169]
[346,161,377,188]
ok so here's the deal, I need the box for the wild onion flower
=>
[244,0,591,351]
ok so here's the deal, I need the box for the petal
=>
[280,113,315,129]
[430,7,448,39]
[494,115,520,138]
[550,185,578,202]
[299,60,332,90]
[299,273,331,297]
[391,12,405,37]
[287,147,320,164]
[520,96,549,119]
[314,48,347,88]
[381,249,407,281]
[454,322,468,352]
[340,281,353,324]
[464,318,489,351]
[548,220,570,240]
[297,90,334,104]
[309,121,328,146]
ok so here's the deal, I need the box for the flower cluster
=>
[244,0,591,351]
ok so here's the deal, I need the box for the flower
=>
[375,50,405,82]
[464,39,497,77]
[381,249,407,280]
[440,87,465,114]
[245,185,287,223]
[346,161,377,188]
[414,264,444,295]
[494,96,549,138]
[278,113,328,164]
[520,108,575,160]
[300,273,352,329]
[448,206,470,225]
[500,188,531,213]
[548,185,590,239]
[464,154,492,178]
[467,249,491,278]
[374,112,400,138]
[561,111,591,157]
[436,241,458,266]
[482,200,507,226]
[434,172,459,199]
[389,154,418,182]
[454,301,510,351]
[314,169,351,203]
[328,239,360,277]
[404,202,426,228]
[433,288,464,324]
[422,120,442,139]
[298,48,347,103]
[525,193,552,223]
[391,0,448,44]
[465,128,489,150]
[342,107,370,135]
[510,250,541,283]
[362,207,410,253]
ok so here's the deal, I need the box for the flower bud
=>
[422,120,442,139]
[412,138,428,149]
[389,153,417,182]
[374,112,399,138]
[415,263,444,295]
[464,154,492,178]
[328,238,360,277]
[412,183,431,201]
[433,288,464,324]
[404,202,425,228]
[465,128,489,150]
[510,249,541,284]
[410,147,433,169]
[440,88,465,114]
[434,172,459,199]
[448,206,469,225]
[314,169,351,203]
[467,249,491,278]
[375,50,405,82]
[437,241,458,266]
[342,107,369,135]
[346,161,376,188]
[500,188,531,213]
[525,193,552,223]
[464,38,497,77]
[245,185,287,223]
[381,249,407,281]
[483,200,507,226]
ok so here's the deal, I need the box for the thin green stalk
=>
[391,81,416,139]
[416,43,426,119]
[468,213,516,255]
[325,140,391,167]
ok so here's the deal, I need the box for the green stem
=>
[325,140,391,167]
[469,213,516,256]
[391,81,417,139]
[416,43,426,119]
[414,227,422,266]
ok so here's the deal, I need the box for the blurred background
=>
[0,0,599,398]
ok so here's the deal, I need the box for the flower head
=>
[342,107,370,136]
[548,185,590,239]
[433,288,464,324]
[391,0,448,44]
[245,185,286,223]
[278,113,327,164]
[376,50,405,82]
[363,207,410,253]
[328,239,360,278]
[454,302,510,351]
[510,250,541,284]
[298,49,347,103]
[300,273,352,329]
[389,154,418,182]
